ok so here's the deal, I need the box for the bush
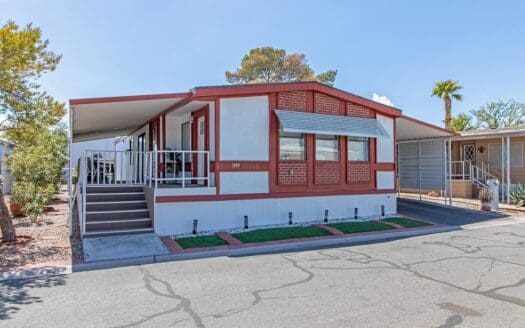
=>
[8,127,67,220]
[510,184,525,206]
[11,181,54,221]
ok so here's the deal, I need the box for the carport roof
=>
[396,115,457,141]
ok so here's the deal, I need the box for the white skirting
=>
[154,193,397,236]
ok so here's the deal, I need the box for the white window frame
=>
[279,131,305,161]
[315,134,340,161]
[348,137,369,162]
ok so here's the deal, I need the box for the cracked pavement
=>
[2,221,525,327]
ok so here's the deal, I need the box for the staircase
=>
[84,185,153,237]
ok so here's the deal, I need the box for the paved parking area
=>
[2,219,525,327]
[398,197,509,226]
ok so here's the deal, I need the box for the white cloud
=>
[372,93,394,107]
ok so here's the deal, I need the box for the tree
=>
[470,99,525,129]
[450,113,474,132]
[431,80,463,129]
[0,20,63,242]
[225,47,337,86]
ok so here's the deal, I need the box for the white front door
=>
[197,116,205,185]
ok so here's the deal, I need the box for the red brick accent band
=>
[277,91,308,111]
[315,161,340,184]
[215,231,243,245]
[278,162,307,185]
[314,92,340,115]
[314,224,344,235]
[348,162,372,184]
[347,102,373,118]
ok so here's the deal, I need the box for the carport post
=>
[507,136,511,204]
[448,138,452,206]
[443,139,447,205]
[501,137,505,203]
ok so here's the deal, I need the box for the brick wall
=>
[314,161,340,184]
[278,91,308,112]
[314,92,339,115]
[347,102,373,118]
[347,162,372,184]
[278,162,307,185]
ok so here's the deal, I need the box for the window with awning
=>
[274,109,389,138]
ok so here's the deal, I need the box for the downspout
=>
[418,141,422,200]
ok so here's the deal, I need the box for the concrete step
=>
[83,227,154,238]
[85,208,150,220]
[86,185,144,194]
[85,217,152,230]
[86,192,145,202]
[86,200,148,211]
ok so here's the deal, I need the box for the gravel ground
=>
[0,186,83,270]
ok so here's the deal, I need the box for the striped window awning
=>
[274,109,389,138]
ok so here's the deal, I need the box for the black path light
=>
[324,209,329,223]
[244,215,249,229]
[381,205,385,217]
[192,219,198,235]
[288,212,293,225]
[354,208,358,220]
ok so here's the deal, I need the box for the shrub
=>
[11,181,54,221]
[479,188,494,203]
[510,184,525,206]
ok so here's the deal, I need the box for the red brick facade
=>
[314,92,340,115]
[277,91,308,112]
[347,102,373,118]
[315,161,341,184]
[347,162,372,184]
[278,162,307,185]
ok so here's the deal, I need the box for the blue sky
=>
[2,0,524,126]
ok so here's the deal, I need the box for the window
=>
[348,137,369,161]
[488,142,523,167]
[316,135,339,161]
[279,131,305,160]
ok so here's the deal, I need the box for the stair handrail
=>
[81,151,87,236]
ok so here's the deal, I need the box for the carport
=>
[395,116,457,205]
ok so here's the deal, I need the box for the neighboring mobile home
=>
[69,82,453,237]
[450,126,525,202]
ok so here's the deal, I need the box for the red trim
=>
[69,92,192,105]
[156,189,397,203]
[214,99,220,193]
[216,161,270,172]
[191,105,210,185]
[193,82,401,117]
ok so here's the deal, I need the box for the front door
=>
[191,106,208,186]
[463,144,476,163]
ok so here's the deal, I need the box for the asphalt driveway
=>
[398,197,509,226]
[2,220,525,327]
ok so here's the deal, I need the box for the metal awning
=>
[274,109,389,138]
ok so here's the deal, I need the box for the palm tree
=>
[431,80,463,129]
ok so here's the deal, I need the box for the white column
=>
[507,136,511,204]
[67,106,73,233]
[501,137,504,203]
[418,141,422,200]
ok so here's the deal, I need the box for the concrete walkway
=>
[82,234,169,262]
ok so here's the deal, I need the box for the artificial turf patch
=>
[176,234,227,249]
[382,217,430,228]
[232,225,332,243]
[326,221,394,234]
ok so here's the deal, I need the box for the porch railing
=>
[451,161,471,180]
[153,150,211,188]
[83,150,149,185]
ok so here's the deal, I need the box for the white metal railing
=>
[84,150,149,185]
[153,150,211,188]
[451,161,471,180]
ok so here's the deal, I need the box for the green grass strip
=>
[232,226,332,244]
[326,221,394,234]
[382,217,430,228]
[176,234,227,249]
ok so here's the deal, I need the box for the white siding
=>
[376,171,395,190]
[219,172,269,194]
[220,96,269,161]
[155,193,397,236]
[376,115,394,163]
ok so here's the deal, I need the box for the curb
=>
[0,224,461,280]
